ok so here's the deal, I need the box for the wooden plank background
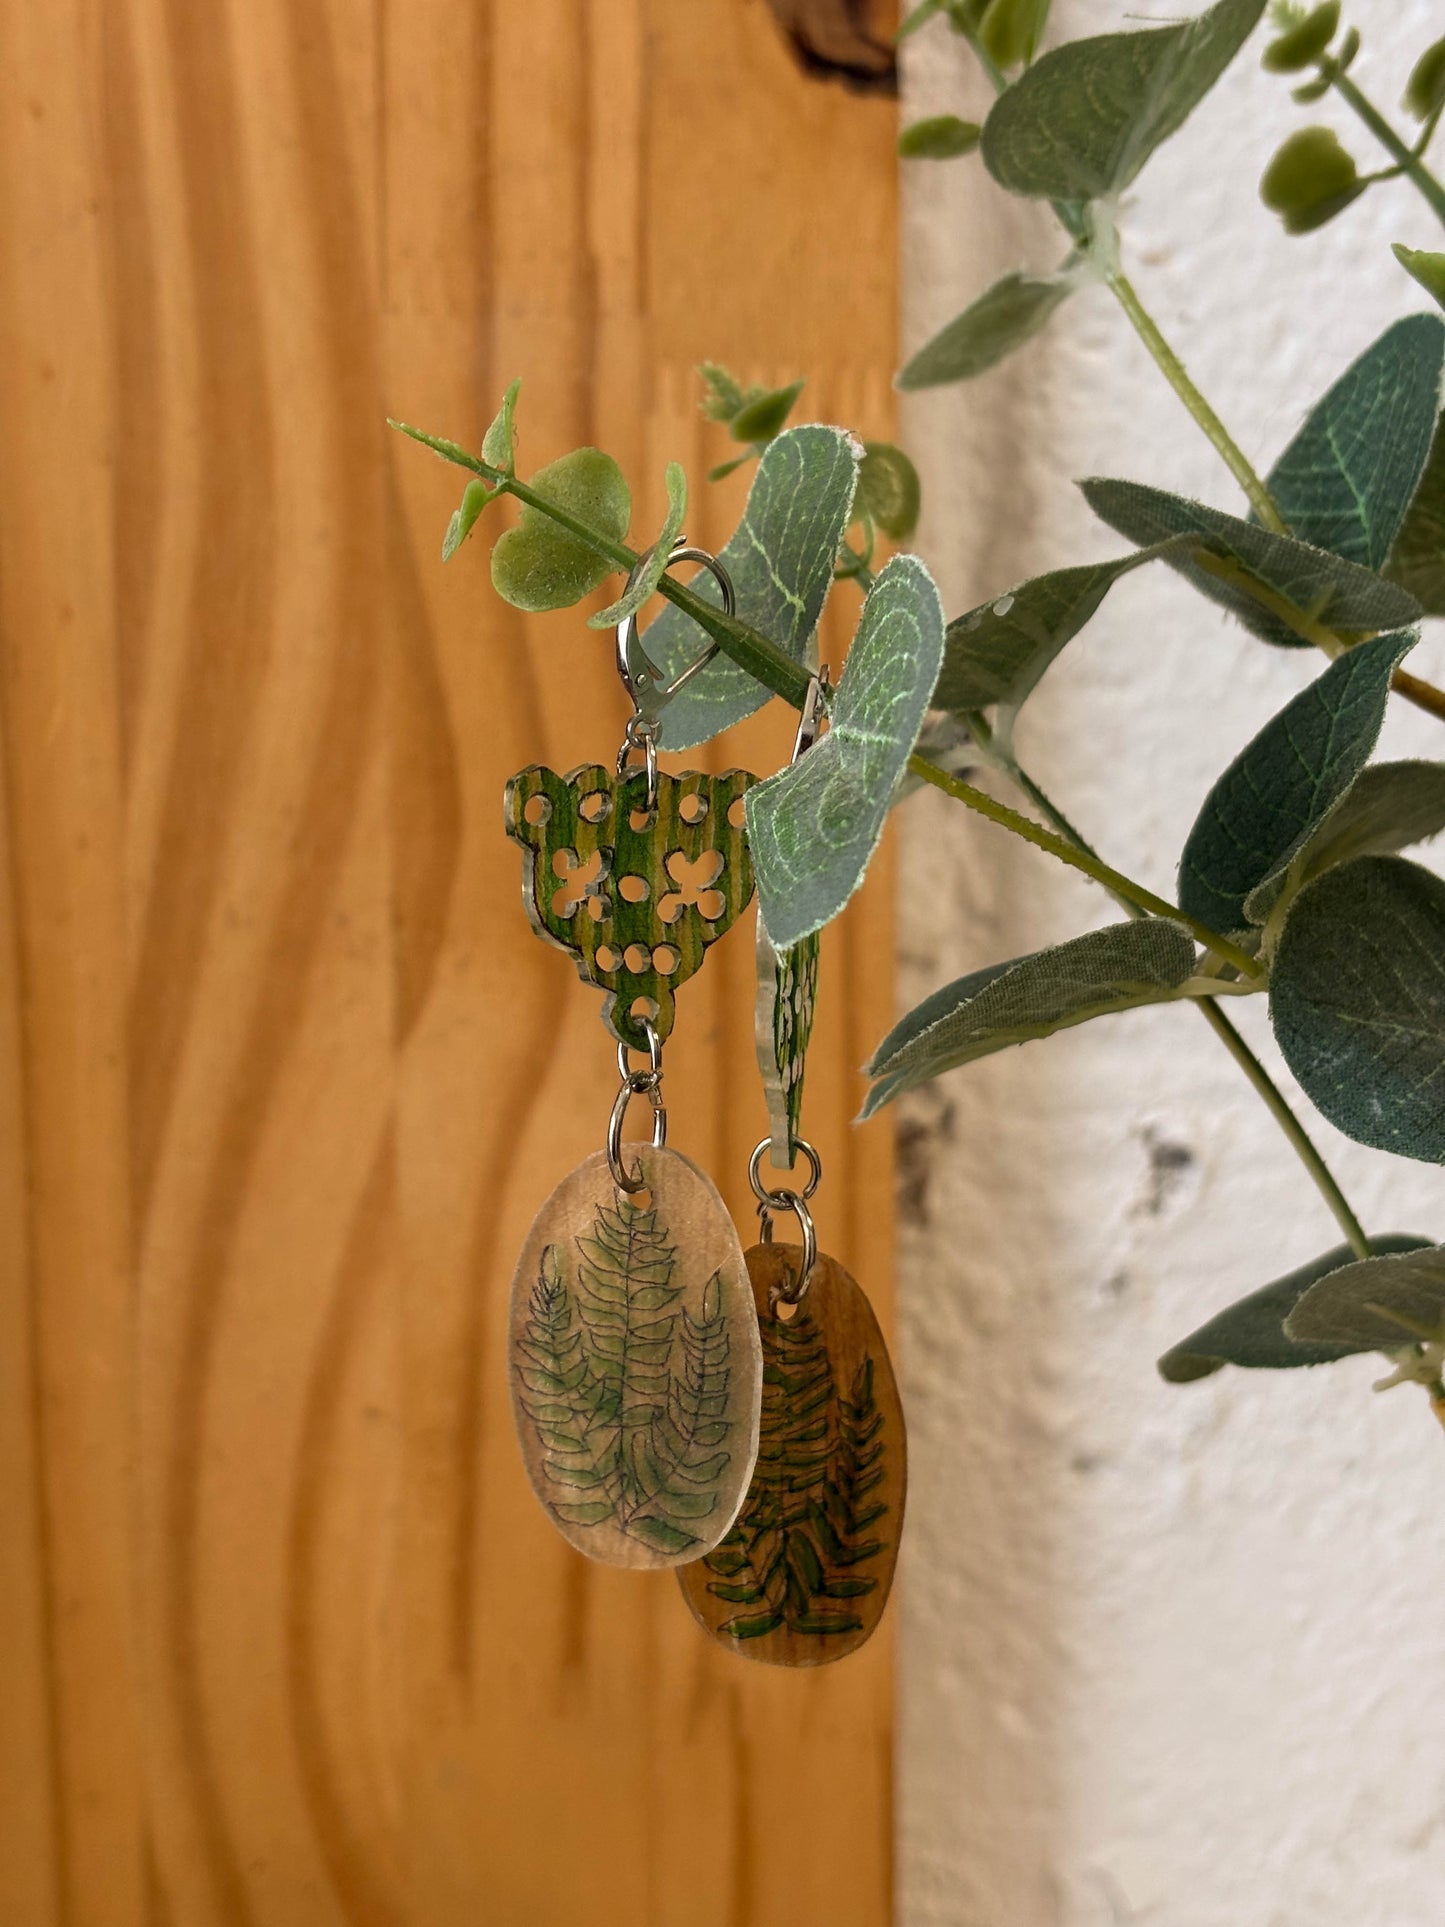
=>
[0,2,899,1921]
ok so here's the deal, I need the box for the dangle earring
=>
[677,675,908,1664]
[503,543,763,1570]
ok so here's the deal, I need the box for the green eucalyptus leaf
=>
[1081,476,1423,647]
[1245,760,1445,924]
[862,920,1198,1115]
[1261,1,1338,72]
[1335,24,1360,67]
[748,555,944,949]
[978,0,1051,68]
[980,0,1266,201]
[1387,414,1445,613]
[441,478,493,562]
[639,426,861,751]
[1263,315,1445,570]
[481,377,521,472]
[489,449,631,614]
[1287,1243,1445,1347]
[707,453,754,483]
[1270,855,1445,1161]
[730,380,805,445]
[1158,1235,1431,1382]
[898,269,1074,390]
[1291,72,1331,103]
[1404,34,1445,120]
[857,442,922,540]
[588,463,687,630]
[934,544,1176,717]
[699,361,748,424]
[1179,632,1415,933]
[899,115,982,159]
[1394,245,1445,311]
[1260,127,1363,233]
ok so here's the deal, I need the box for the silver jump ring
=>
[616,1017,664,1086]
[748,1134,822,1203]
[616,541,736,709]
[616,713,659,816]
[756,1187,818,1306]
[607,1072,667,1194]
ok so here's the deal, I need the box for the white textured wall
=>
[896,8,1445,1924]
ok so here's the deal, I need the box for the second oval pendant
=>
[508,1145,762,1570]
[676,1243,906,1666]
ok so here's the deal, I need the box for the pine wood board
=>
[0,1,900,1920]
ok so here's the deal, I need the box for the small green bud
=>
[1393,244,1445,310]
[1261,126,1363,233]
[1291,73,1331,103]
[1335,25,1360,68]
[898,115,982,159]
[1404,35,1445,120]
[730,380,805,446]
[698,361,747,424]
[1262,1,1339,72]
[978,0,1051,68]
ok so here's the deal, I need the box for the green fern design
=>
[516,1199,735,1555]
[701,1307,887,1640]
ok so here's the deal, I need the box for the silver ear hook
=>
[616,540,736,714]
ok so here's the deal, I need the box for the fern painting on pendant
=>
[508,1145,762,1570]
[677,1244,906,1664]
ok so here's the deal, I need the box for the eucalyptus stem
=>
[1327,64,1445,229]
[905,753,1267,978]
[966,714,1371,1258]
[1103,271,1289,531]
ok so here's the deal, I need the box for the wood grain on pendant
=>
[508,1145,762,1568]
[677,1242,905,1666]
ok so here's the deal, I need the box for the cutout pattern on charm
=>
[755,916,820,1166]
[505,763,755,1050]
[509,1147,763,1569]
[677,1244,905,1663]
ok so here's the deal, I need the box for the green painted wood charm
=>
[504,762,756,1051]
[677,1243,905,1665]
[755,914,820,1167]
[509,1146,763,1570]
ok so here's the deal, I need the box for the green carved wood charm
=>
[677,1243,906,1665]
[755,913,820,1167]
[504,762,756,1051]
[508,1146,762,1570]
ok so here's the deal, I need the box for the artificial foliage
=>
[402,0,1445,1443]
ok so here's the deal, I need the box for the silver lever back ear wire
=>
[615,540,736,712]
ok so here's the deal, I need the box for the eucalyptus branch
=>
[966,712,1370,1258]
[905,753,1268,978]
[1324,60,1445,229]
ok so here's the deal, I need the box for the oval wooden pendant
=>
[508,1146,762,1570]
[677,1243,906,1666]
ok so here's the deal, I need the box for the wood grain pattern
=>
[678,1244,906,1666]
[0,0,899,1919]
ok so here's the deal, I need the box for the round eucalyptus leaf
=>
[857,442,922,540]
[1404,34,1445,120]
[1271,855,1445,1163]
[1260,127,1363,234]
[1261,2,1338,72]
[490,449,631,614]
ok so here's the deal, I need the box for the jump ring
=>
[747,1134,822,1205]
[607,1074,667,1194]
[616,1018,663,1085]
[756,1187,818,1306]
